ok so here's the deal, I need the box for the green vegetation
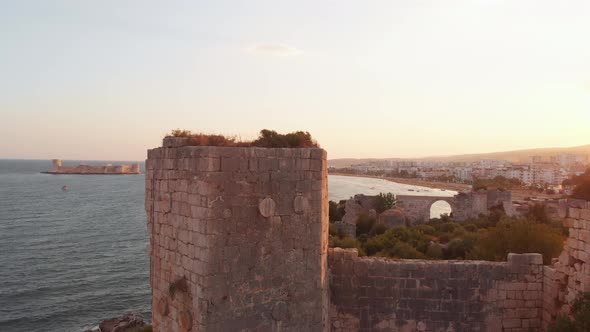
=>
[549,292,590,332]
[170,129,193,137]
[472,176,522,191]
[572,181,590,201]
[328,200,346,222]
[169,129,319,148]
[472,221,563,264]
[329,204,565,263]
[571,169,590,201]
[375,192,396,213]
[562,168,590,187]
[561,168,590,200]
[253,129,318,148]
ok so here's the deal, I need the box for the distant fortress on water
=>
[42,159,141,175]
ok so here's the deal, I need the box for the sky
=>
[1,0,589,160]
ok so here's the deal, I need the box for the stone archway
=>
[395,195,457,224]
[429,199,454,219]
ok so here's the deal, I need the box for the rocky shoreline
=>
[83,313,150,332]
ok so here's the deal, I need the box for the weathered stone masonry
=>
[542,199,590,329]
[395,190,515,224]
[145,137,329,331]
[329,250,543,332]
[146,137,589,332]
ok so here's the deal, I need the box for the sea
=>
[0,160,455,332]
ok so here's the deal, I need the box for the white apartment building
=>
[551,153,578,167]
[479,159,508,168]
[452,167,473,182]
[505,165,534,185]
[531,163,568,185]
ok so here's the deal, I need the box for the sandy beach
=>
[329,172,565,202]
[329,172,471,192]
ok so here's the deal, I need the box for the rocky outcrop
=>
[83,313,148,332]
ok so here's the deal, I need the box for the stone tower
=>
[145,137,329,332]
[131,163,141,174]
[51,159,62,172]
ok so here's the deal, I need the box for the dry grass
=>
[169,129,319,148]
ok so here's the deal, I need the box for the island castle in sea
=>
[43,159,140,175]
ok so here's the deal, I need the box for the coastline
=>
[329,173,564,202]
[329,172,471,192]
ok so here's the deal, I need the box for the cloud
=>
[246,43,302,56]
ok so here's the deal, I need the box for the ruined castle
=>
[332,190,516,238]
[145,137,590,331]
[45,159,140,174]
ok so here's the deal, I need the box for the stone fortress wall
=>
[330,250,543,332]
[542,199,590,329]
[145,137,590,332]
[49,159,141,174]
[334,190,515,238]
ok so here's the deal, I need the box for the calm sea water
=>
[0,161,454,332]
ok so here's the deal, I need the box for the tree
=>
[526,203,551,224]
[472,176,522,191]
[564,168,590,201]
[329,201,344,222]
[572,180,590,201]
[472,221,564,264]
[356,214,377,237]
[444,236,477,260]
[251,129,318,148]
[375,192,396,213]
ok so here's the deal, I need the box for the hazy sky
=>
[1,0,589,160]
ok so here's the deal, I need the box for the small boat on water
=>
[408,189,415,192]
[62,185,69,191]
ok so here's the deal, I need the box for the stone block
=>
[570,208,582,219]
[578,251,590,263]
[219,156,241,172]
[579,230,590,243]
[527,283,542,291]
[508,253,543,266]
[503,318,521,328]
[568,199,589,209]
[196,157,221,172]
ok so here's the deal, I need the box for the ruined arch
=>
[429,199,454,219]
[395,195,457,224]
